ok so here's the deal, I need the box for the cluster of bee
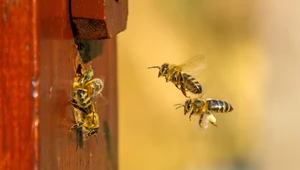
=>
[148,55,233,129]
[71,62,104,147]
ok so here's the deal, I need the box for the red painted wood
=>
[1,0,120,169]
[71,0,128,39]
[0,1,39,170]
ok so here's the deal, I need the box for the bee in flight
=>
[148,55,206,97]
[174,98,233,129]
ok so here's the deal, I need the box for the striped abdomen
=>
[73,89,93,113]
[182,73,202,94]
[207,99,233,113]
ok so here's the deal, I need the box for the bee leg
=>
[95,136,99,145]
[165,76,168,82]
[180,83,187,97]
[84,134,89,142]
[71,121,83,130]
[199,113,205,128]
[70,123,80,131]
[211,122,217,127]
[68,99,74,105]
[189,111,194,121]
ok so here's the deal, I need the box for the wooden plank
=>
[71,0,128,39]
[39,38,118,170]
[0,1,39,169]
[1,0,119,169]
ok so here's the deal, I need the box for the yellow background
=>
[118,1,300,170]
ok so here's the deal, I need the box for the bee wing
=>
[179,55,206,76]
[76,127,84,149]
[92,87,99,125]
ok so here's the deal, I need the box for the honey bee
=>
[82,111,100,140]
[73,63,104,97]
[148,55,206,97]
[71,109,100,144]
[71,87,102,142]
[70,63,104,145]
[72,63,104,116]
[71,96,100,143]
[174,98,233,129]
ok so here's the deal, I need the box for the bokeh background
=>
[117,1,300,170]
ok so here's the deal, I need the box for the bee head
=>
[184,99,192,115]
[158,63,169,77]
[87,128,99,136]
[148,63,169,77]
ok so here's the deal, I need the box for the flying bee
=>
[174,98,233,129]
[148,55,206,97]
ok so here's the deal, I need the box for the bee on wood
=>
[73,63,104,97]
[71,108,100,144]
[174,98,233,129]
[71,89,100,144]
[72,63,104,115]
[70,63,104,145]
[82,111,100,140]
[148,55,206,97]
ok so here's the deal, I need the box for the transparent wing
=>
[179,55,206,76]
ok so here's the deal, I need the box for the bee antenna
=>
[147,66,160,69]
[174,103,184,109]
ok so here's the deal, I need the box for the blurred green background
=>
[118,1,300,170]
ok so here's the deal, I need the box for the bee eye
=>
[162,64,169,73]
[185,103,191,110]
